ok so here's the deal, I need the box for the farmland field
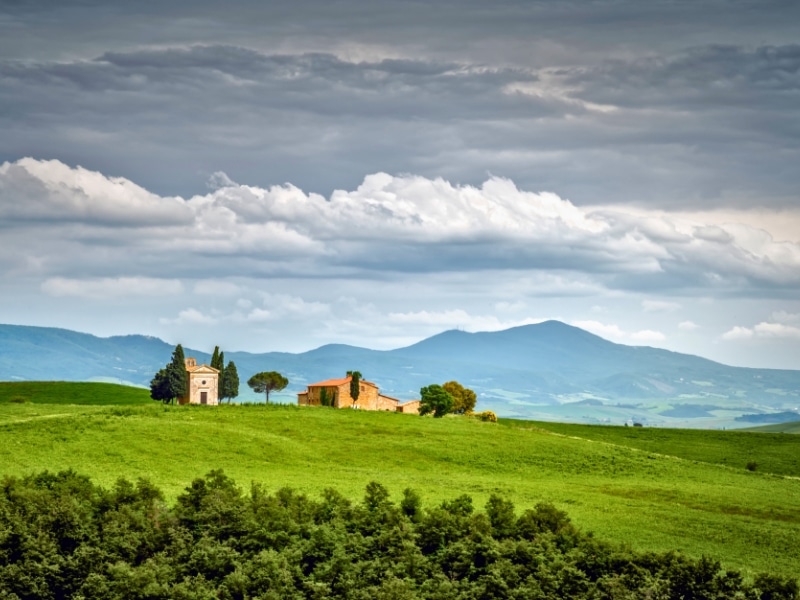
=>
[1,382,799,578]
[508,419,800,477]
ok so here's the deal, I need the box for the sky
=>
[1,0,799,369]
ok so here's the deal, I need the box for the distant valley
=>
[1,321,799,428]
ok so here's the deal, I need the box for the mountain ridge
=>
[1,321,798,428]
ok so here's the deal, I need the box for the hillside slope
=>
[1,397,798,578]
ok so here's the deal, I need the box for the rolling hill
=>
[1,392,799,577]
[1,321,799,427]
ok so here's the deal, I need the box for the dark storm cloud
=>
[2,0,800,207]
[566,44,800,110]
[4,1,800,60]
[1,38,798,208]
[0,45,554,197]
[3,46,546,121]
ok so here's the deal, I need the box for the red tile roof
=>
[308,377,350,387]
[307,377,378,388]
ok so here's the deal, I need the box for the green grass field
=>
[0,381,151,405]
[744,420,800,434]
[1,382,799,578]
[508,419,800,477]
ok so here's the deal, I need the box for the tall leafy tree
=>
[442,380,477,414]
[149,368,172,403]
[165,344,188,403]
[347,370,363,403]
[150,344,188,404]
[222,361,240,403]
[247,371,288,403]
[419,384,454,418]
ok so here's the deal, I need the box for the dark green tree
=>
[419,384,454,418]
[247,371,288,403]
[218,351,226,403]
[165,344,188,403]
[319,387,331,407]
[442,380,477,414]
[347,370,362,403]
[149,368,173,403]
[210,346,226,403]
[222,361,239,403]
[210,346,222,372]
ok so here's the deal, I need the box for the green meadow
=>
[0,381,153,405]
[1,382,799,578]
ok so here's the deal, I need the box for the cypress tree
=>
[210,346,221,371]
[347,370,362,403]
[218,350,226,402]
[222,361,239,403]
[166,344,188,403]
[210,346,227,403]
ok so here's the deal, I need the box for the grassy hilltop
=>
[1,382,799,578]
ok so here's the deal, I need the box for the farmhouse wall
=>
[376,394,400,411]
[298,379,346,407]
[350,382,380,409]
[396,400,420,414]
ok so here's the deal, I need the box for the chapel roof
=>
[187,364,220,374]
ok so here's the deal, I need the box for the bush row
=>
[0,470,797,599]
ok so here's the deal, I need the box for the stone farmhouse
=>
[179,357,219,405]
[298,375,420,414]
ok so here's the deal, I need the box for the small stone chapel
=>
[179,357,220,405]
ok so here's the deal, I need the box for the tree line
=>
[149,348,484,414]
[0,469,796,599]
[149,344,291,405]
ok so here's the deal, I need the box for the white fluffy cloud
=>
[0,158,191,226]
[41,276,183,299]
[160,308,218,325]
[387,309,543,332]
[642,300,681,313]
[722,321,800,341]
[570,320,626,341]
[159,293,331,327]
[771,310,800,324]
[630,329,666,342]
[572,320,666,344]
[4,158,800,295]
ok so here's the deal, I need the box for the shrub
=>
[474,410,498,423]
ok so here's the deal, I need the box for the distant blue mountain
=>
[2,321,799,427]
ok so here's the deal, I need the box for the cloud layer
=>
[4,158,799,293]
[2,40,799,210]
